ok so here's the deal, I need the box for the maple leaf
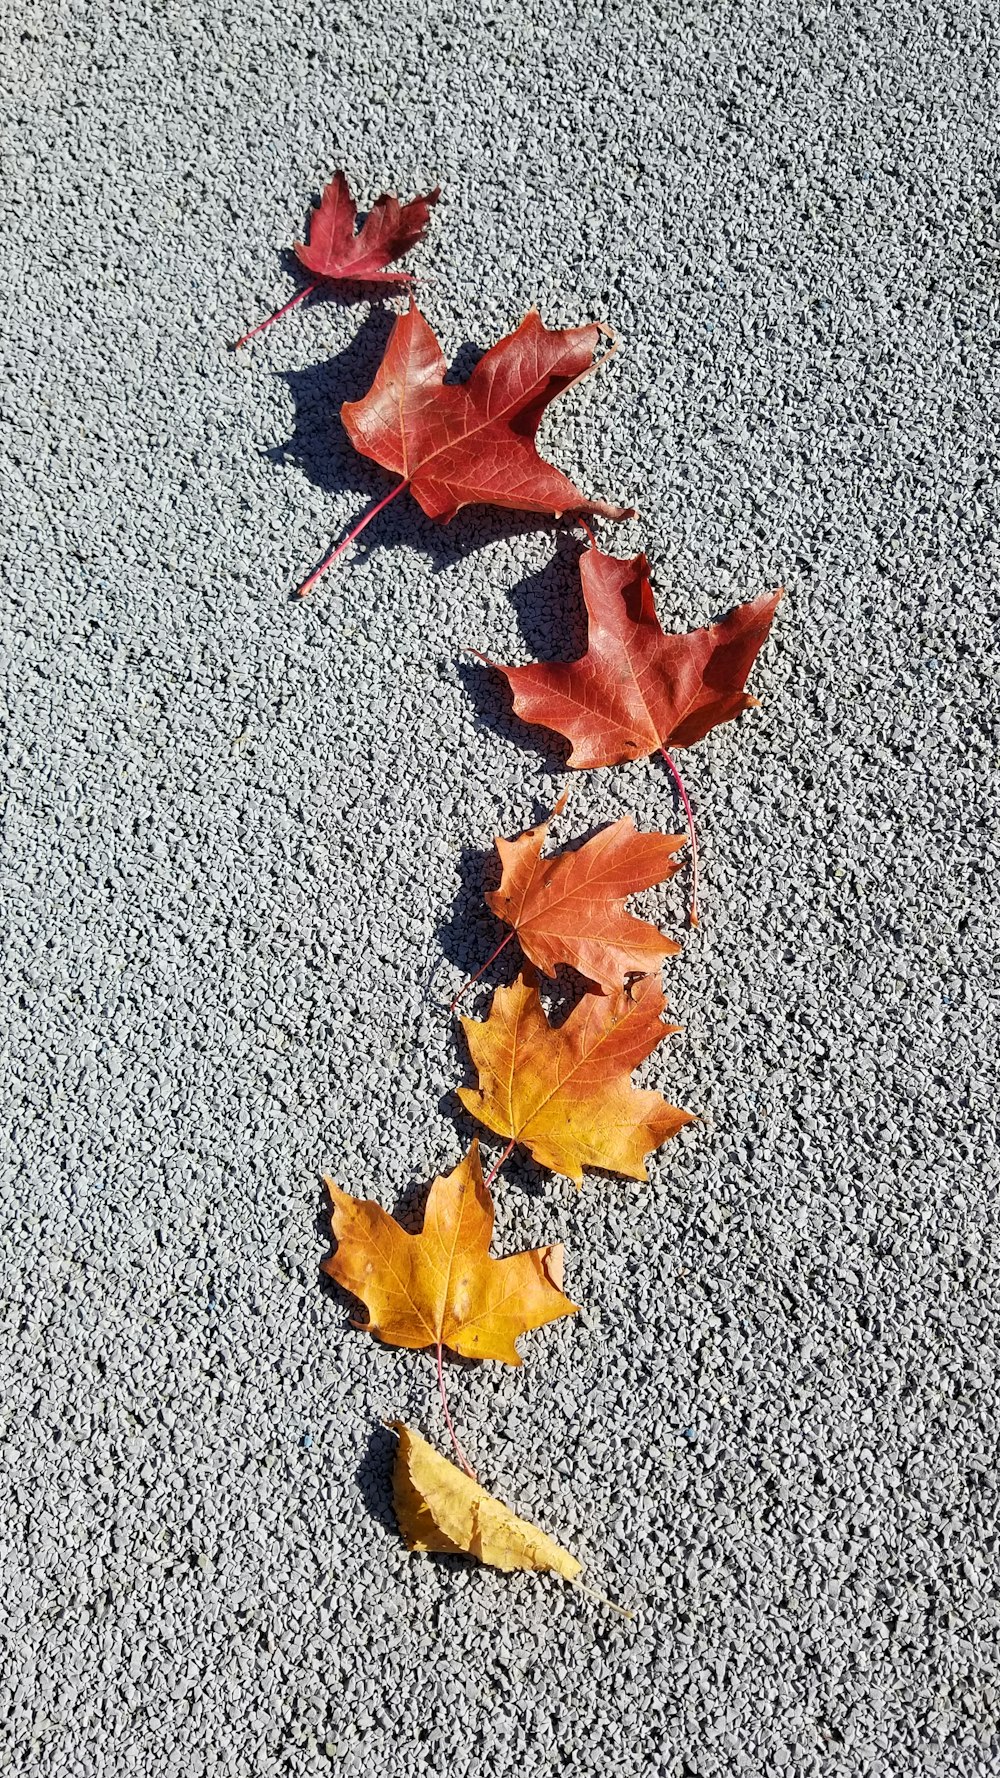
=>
[487,538,781,763]
[231,172,439,349]
[294,172,439,284]
[322,1141,576,1365]
[482,798,685,996]
[296,299,632,595]
[391,1422,581,1581]
[458,973,693,1185]
[482,537,782,923]
[453,796,685,1006]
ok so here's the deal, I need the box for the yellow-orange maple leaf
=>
[486,798,685,994]
[322,1141,576,1364]
[458,973,693,1184]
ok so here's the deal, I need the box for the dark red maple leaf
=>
[231,173,439,349]
[294,172,439,284]
[296,300,631,596]
[480,534,782,925]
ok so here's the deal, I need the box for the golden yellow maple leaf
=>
[322,1140,577,1364]
[458,973,693,1185]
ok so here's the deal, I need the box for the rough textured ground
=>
[1,1,997,1773]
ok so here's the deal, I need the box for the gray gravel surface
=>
[2,1,997,1773]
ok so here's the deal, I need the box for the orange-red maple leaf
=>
[479,799,685,996]
[487,538,782,766]
[296,301,631,594]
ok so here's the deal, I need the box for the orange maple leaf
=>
[458,974,693,1185]
[322,1141,576,1365]
[482,797,685,996]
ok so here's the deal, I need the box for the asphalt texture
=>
[2,1,997,1773]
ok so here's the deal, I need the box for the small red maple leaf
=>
[231,173,439,349]
[293,172,439,285]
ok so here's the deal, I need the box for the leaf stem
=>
[482,1139,516,1194]
[659,746,699,928]
[448,930,514,1013]
[568,1575,635,1620]
[295,479,409,597]
[230,281,320,350]
[436,1340,477,1479]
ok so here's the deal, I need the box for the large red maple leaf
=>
[482,537,782,924]
[296,300,631,595]
[232,173,438,349]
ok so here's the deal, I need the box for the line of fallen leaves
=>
[233,173,780,1611]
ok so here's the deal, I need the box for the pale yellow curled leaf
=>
[391,1422,581,1580]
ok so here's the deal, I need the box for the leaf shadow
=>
[264,304,398,501]
[314,1177,351,1315]
[501,526,592,662]
[454,530,592,766]
[443,338,487,383]
[354,1420,398,1538]
[453,657,567,773]
[435,844,504,987]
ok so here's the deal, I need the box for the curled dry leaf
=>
[322,1140,576,1364]
[485,796,685,995]
[391,1422,581,1581]
[459,973,693,1185]
[485,538,782,767]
